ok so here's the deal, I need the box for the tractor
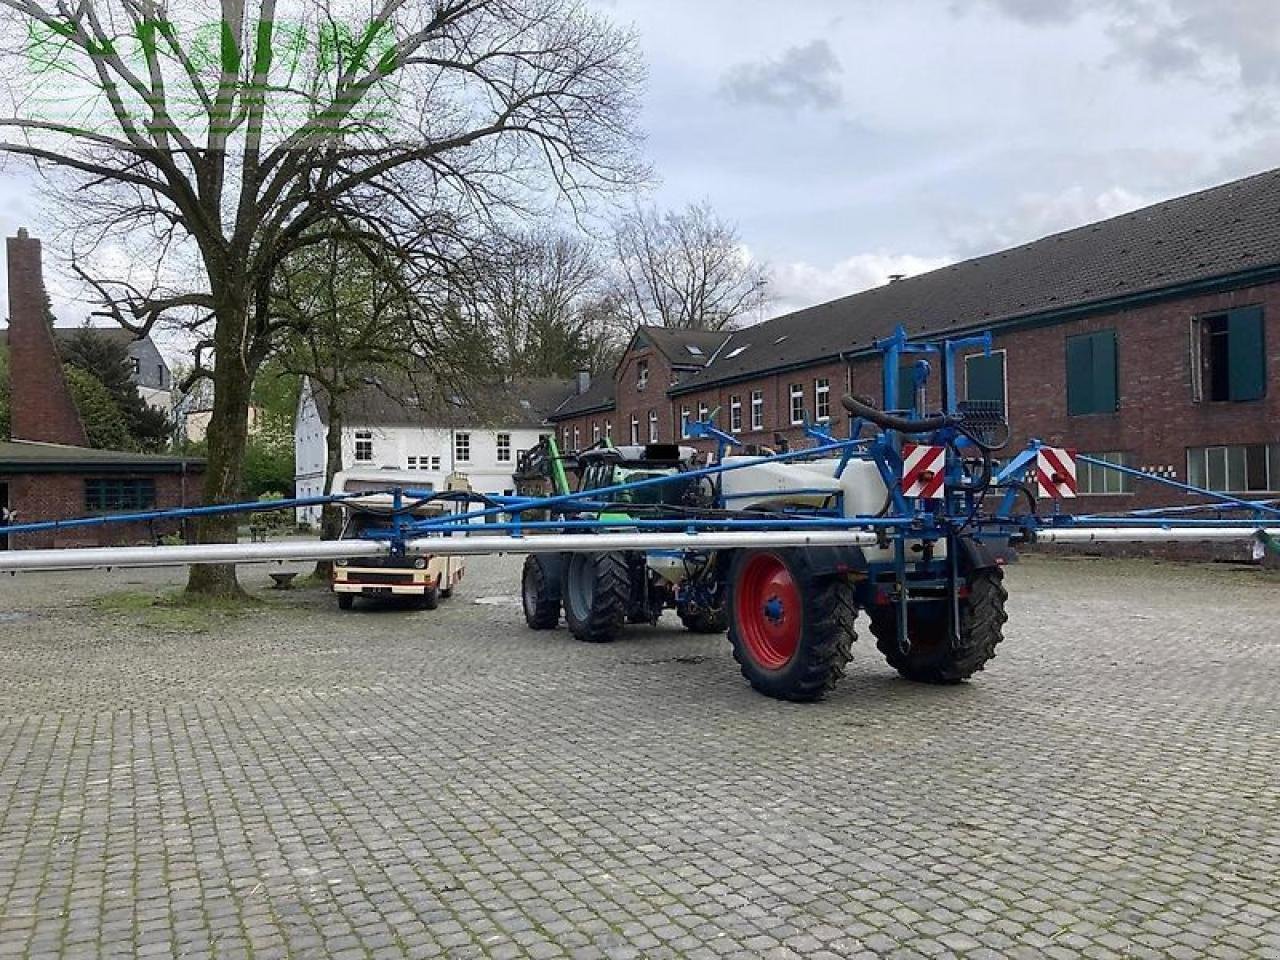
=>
[515,390,1012,701]
[520,441,732,641]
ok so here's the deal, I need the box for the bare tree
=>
[469,228,617,377]
[608,202,770,331]
[0,0,644,595]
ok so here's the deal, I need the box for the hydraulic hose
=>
[841,394,958,434]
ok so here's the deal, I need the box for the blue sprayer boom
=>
[2,326,1276,701]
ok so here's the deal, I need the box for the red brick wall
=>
[4,472,198,549]
[552,280,1280,514]
[5,230,89,446]
[978,281,1280,510]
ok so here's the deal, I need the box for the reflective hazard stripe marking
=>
[902,444,946,499]
[1036,447,1078,499]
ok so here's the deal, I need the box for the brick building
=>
[1,229,202,550]
[550,168,1280,512]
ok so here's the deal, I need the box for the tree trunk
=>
[186,313,256,598]
[313,402,345,579]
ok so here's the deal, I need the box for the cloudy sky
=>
[597,0,1280,315]
[2,0,1278,328]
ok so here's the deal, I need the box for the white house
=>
[294,374,580,525]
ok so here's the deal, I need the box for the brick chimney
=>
[6,229,88,446]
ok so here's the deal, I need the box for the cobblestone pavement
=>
[0,554,1277,959]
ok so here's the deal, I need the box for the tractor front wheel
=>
[563,552,630,643]
[521,555,563,630]
[727,549,857,702]
[869,567,1008,684]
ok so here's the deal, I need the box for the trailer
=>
[1,326,1275,702]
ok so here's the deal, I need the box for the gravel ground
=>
[0,552,1277,959]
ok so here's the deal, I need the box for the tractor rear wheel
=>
[678,605,728,634]
[869,567,1007,683]
[727,549,857,701]
[563,552,630,643]
[521,555,563,630]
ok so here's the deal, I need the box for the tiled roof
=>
[635,326,731,367]
[551,378,616,418]
[314,376,575,429]
[672,166,1280,394]
[0,440,202,473]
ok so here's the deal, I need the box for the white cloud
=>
[768,252,953,315]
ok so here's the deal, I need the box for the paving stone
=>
[0,555,1276,959]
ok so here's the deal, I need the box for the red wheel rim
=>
[735,553,801,670]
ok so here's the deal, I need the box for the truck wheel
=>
[521,555,563,630]
[563,552,630,643]
[677,605,728,634]
[337,594,355,611]
[869,568,1007,683]
[727,549,857,702]
[418,584,440,611]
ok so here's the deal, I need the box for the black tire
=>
[727,549,857,702]
[562,552,630,644]
[677,605,728,634]
[439,586,454,599]
[869,567,1007,684]
[418,585,440,611]
[337,593,355,611]
[521,555,562,630]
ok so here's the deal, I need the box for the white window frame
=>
[680,405,690,438]
[698,402,709,424]
[730,395,743,433]
[789,383,804,425]
[648,411,658,443]
[354,430,374,463]
[1077,451,1133,496]
[430,456,441,471]
[454,431,472,464]
[573,426,580,449]
[1187,444,1280,494]
[750,390,764,431]
[636,358,649,390]
[605,421,613,442]
[496,432,512,463]
[630,416,639,445]
[592,421,601,443]
[814,378,831,422]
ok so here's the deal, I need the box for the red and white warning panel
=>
[902,444,947,499]
[1036,447,1078,499]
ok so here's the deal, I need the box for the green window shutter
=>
[896,366,915,412]
[966,353,1006,413]
[1228,306,1265,401]
[1092,330,1118,412]
[1066,334,1092,415]
[1066,330,1118,415]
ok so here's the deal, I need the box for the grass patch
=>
[93,589,265,632]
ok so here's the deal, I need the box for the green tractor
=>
[518,439,729,642]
